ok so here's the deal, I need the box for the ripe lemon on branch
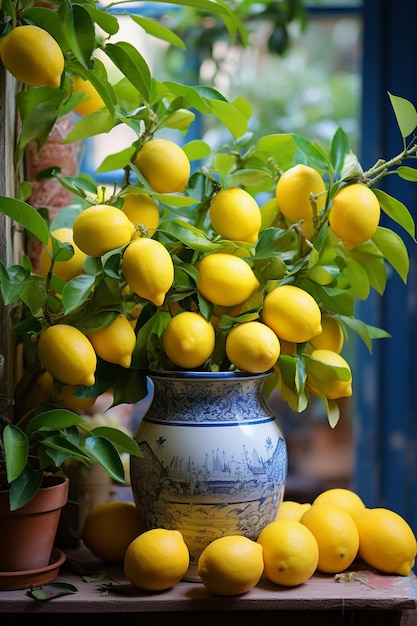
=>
[134,139,190,193]
[122,237,174,306]
[196,252,260,307]
[0,25,64,88]
[73,205,135,257]
[329,183,381,249]
[209,187,262,244]
[163,311,215,369]
[262,284,322,343]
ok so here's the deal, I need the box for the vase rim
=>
[147,369,272,381]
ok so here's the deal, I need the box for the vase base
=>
[182,563,201,583]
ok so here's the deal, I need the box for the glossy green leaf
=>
[25,409,86,438]
[84,436,125,482]
[89,426,142,457]
[129,14,186,49]
[3,425,28,483]
[330,126,351,174]
[8,467,43,511]
[158,220,221,252]
[209,99,248,139]
[396,166,417,182]
[62,274,96,314]
[0,197,49,244]
[20,275,48,314]
[105,42,151,102]
[292,135,330,172]
[340,315,390,352]
[372,226,410,283]
[84,6,119,36]
[96,146,136,174]
[373,188,416,240]
[63,110,116,143]
[388,92,417,138]
[343,258,370,300]
[182,140,212,161]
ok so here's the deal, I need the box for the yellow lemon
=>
[309,314,344,353]
[307,349,352,400]
[38,324,97,387]
[196,252,260,307]
[39,371,96,412]
[300,502,359,574]
[134,139,190,193]
[355,508,417,576]
[87,313,136,368]
[0,25,64,88]
[313,488,365,521]
[257,520,319,586]
[124,528,190,591]
[73,75,105,116]
[275,164,327,238]
[163,311,215,369]
[121,193,159,236]
[39,227,87,282]
[209,187,262,243]
[262,284,322,343]
[81,501,143,564]
[329,183,380,249]
[275,501,312,522]
[197,535,264,596]
[225,321,280,373]
[72,204,135,257]
[122,237,174,306]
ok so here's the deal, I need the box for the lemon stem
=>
[362,143,417,185]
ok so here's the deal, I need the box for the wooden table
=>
[0,546,416,625]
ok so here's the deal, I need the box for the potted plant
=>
[1,0,417,576]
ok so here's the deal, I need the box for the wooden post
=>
[0,66,16,403]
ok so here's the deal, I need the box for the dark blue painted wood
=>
[354,0,417,540]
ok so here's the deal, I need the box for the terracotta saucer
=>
[0,548,66,591]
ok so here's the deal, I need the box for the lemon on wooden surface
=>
[275,501,312,521]
[39,227,87,282]
[312,488,365,520]
[134,139,190,193]
[163,311,215,368]
[87,314,136,368]
[209,187,262,243]
[225,321,280,373]
[329,183,380,250]
[121,193,159,236]
[196,252,260,307]
[309,314,344,354]
[81,501,143,564]
[72,204,135,257]
[300,502,359,574]
[262,284,322,343]
[257,520,319,586]
[275,164,327,238]
[122,237,174,306]
[197,535,264,596]
[38,324,97,387]
[39,371,96,412]
[307,349,352,400]
[355,507,417,576]
[73,75,105,116]
[124,528,190,591]
[0,25,64,88]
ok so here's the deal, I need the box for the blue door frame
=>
[354,0,417,536]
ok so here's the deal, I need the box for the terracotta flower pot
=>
[0,474,69,578]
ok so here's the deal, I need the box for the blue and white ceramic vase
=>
[130,370,288,580]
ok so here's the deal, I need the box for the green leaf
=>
[396,166,417,182]
[83,6,119,36]
[27,583,78,601]
[349,245,387,294]
[89,426,142,457]
[373,188,416,241]
[62,275,96,315]
[0,197,49,244]
[9,467,43,511]
[96,146,136,174]
[104,42,151,102]
[84,436,125,482]
[158,219,221,253]
[209,99,248,139]
[182,140,212,161]
[330,127,351,174]
[60,2,95,67]
[129,14,186,49]
[340,315,390,353]
[388,92,417,138]
[63,110,116,143]
[372,226,410,283]
[25,409,86,438]
[3,425,28,483]
[292,135,330,172]
[343,258,370,300]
